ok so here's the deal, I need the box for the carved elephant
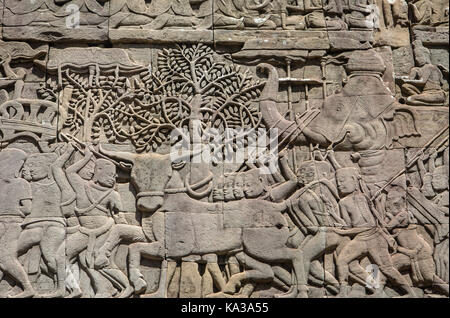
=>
[257,50,419,153]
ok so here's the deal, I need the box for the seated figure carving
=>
[400,41,448,106]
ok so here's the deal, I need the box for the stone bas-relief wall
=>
[0,0,448,299]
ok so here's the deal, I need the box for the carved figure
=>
[0,149,35,298]
[400,41,448,106]
[332,167,417,297]
[64,146,132,298]
[17,152,68,298]
[386,186,449,295]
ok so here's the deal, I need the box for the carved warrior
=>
[0,149,35,298]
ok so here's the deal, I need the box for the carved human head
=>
[93,158,116,188]
[243,169,267,199]
[385,186,407,216]
[72,151,95,180]
[335,167,360,196]
[0,148,27,179]
[23,153,58,182]
[212,176,224,202]
[75,149,96,181]
[233,173,245,200]
[413,41,431,67]
[296,161,317,186]
[432,165,448,192]
[79,158,96,180]
[223,173,236,202]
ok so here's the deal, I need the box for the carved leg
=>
[401,83,421,97]
[95,224,146,269]
[64,232,91,298]
[223,252,273,295]
[4,224,36,298]
[65,262,82,298]
[4,257,35,298]
[368,239,417,297]
[206,263,226,291]
[100,268,134,298]
[140,260,171,298]
[336,238,367,297]
[109,12,153,29]
[432,275,449,296]
[38,225,66,298]
[406,92,447,106]
[141,14,171,30]
[128,241,164,295]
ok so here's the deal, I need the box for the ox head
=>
[133,153,173,213]
[98,146,175,213]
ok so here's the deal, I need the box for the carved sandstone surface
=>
[0,0,448,299]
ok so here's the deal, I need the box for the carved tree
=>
[56,44,263,153]
[131,43,264,152]
[60,66,137,143]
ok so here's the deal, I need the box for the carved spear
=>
[370,124,449,201]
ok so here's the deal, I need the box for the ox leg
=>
[207,263,226,291]
[272,266,295,294]
[140,260,170,298]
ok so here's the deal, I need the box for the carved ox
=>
[99,147,306,297]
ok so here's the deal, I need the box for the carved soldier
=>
[285,0,348,30]
[416,148,449,283]
[386,186,449,296]
[236,0,278,29]
[408,0,447,26]
[0,148,35,298]
[197,0,244,29]
[108,0,154,28]
[333,167,418,297]
[17,151,69,298]
[65,146,132,298]
[197,0,277,29]
[233,173,245,200]
[418,151,449,209]
[377,0,408,28]
[217,168,307,297]
[3,0,110,27]
[277,153,357,297]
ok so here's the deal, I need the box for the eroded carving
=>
[0,3,448,299]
